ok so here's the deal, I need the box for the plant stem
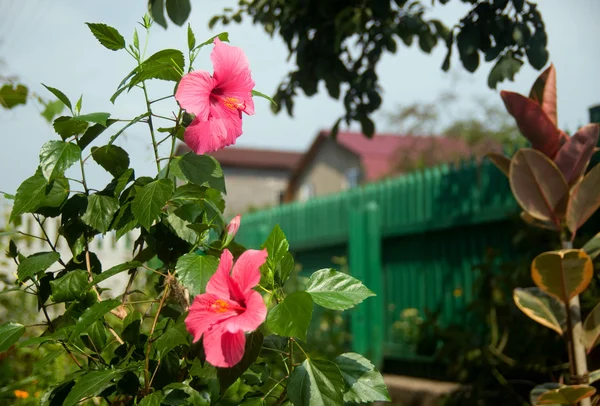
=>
[141,83,161,174]
[164,109,182,179]
[562,240,591,406]
[144,283,170,392]
[33,215,66,267]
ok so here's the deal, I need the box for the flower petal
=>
[206,250,234,298]
[175,70,214,120]
[209,101,244,145]
[231,249,267,293]
[183,117,230,155]
[211,38,255,106]
[224,290,267,333]
[204,323,246,368]
[185,293,236,342]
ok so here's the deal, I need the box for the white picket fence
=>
[0,213,142,299]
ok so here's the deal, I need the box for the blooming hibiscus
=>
[185,248,267,368]
[175,38,255,155]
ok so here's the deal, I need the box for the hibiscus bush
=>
[0,16,389,405]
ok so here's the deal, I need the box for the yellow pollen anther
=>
[222,97,244,111]
[212,299,230,313]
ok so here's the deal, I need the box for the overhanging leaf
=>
[306,269,375,310]
[165,0,191,26]
[0,322,26,351]
[513,287,566,335]
[85,23,126,51]
[531,249,593,303]
[335,352,390,403]
[91,145,130,177]
[42,84,72,111]
[509,148,568,223]
[17,251,60,281]
[266,291,313,340]
[74,112,111,126]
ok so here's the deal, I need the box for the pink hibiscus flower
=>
[185,248,267,368]
[175,38,255,155]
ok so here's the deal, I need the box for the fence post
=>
[348,201,384,368]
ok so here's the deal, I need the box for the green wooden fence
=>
[235,157,522,369]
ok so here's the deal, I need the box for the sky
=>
[0,0,599,196]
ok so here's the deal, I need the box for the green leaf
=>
[41,99,65,122]
[63,369,124,406]
[131,178,173,230]
[275,252,294,285]
[74,112,111,126]
[217,330,263,393]
[91,145,130,177]
[17,251,60,281]
[84,321,108,352]
[488,51,523,89]
[251,89,277,106]
[513,287,566,335]
[88,261,141,289]
[153,317,190,358]
[267,291,313,340]
[75,95,83,114]
[149,0,168,29]
[85,23,126,51]
[69,299,121,341]
[0,83,28,108]
[166,211,197,244]
[583,232,600,261]
[509,148,569,223]
[127,49,185,90]
[166,0,191,26]
[530,383,562,406]
[50,270,89,302]
[10,173,48,222]
[177,153,226,193]
[288,358,345,406]
[194,32,230,51]
[42,84,72,111]
[262,224,289,269]
[306,269,375,310]
[175,253,219,297]
[139,391,165,406]
[335,352,390,403]
[81,194,119,233]
[39,140,81,182]
[187,23,196,51]
[532,249,593,303]
[535,385,595,405]
[32,349,64,375]
[53,116,89,139]
[0,322,26,351]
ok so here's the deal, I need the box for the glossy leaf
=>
[555,124,600,185]
[149,0,168,29]
[529,64,557,126]
[91,145,130,177]
[69,299,121,341]
[252,89,277,106]
[39,141,81,182]
[175,253,219,297]
[81,194,119,233]
[10,172,49,222]
[217,330,263,392]
[583,301,600,351]
[0,322,25,351]
[50,270,89,302]
[306,269,375,310]
[78,121,117,150]
[63,369,124,406]
[176,153,226,193]
[139,391,165,406]
[153,317,189,358]
[131,178,173,230]
[187,24,195,51]
[262,224,289,271]
[535,385,595,405]
[42,84,72,111]
[266,291,313,340]
[53,116,88,139]
[509,148,568,223]
[589,369,600,384]
[335,352,390,403]
[288,358,345,406]
[166,0,191,26]
[501,91,566,159]
[17,251,60,281]
[583,232,600,260]
[513,287,566,335]
[275,252,295,286]
[128,49,185,89]
[531,249,593,303]
[567,162,600,233]
[87,261,141,288]
[486,153,510,177]
[74,112,111,126]
[85,23,126,51]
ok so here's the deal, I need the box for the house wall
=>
[222,167,290,217]
[294,138,361,201]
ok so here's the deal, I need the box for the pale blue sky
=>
[0,0,599,195]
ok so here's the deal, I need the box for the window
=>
[298,183,314,202]
[344,167,360,189]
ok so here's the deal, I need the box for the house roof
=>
[283,130,502,201]
[175,143,303,171]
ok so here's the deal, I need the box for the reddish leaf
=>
[500,91,566,159]
[509,148,569,224]
[555,124,600,185]
[567,162,600,234]
[529,64,557,127]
